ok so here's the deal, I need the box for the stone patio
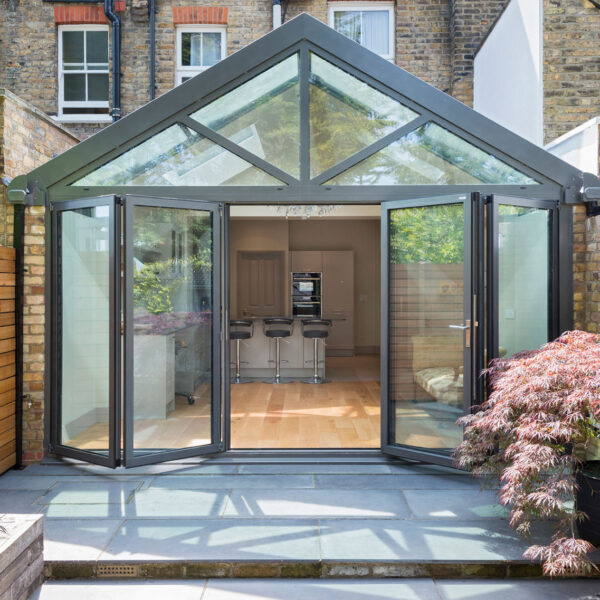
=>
[0,455,598,584]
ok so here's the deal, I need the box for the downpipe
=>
[104,0,121,121]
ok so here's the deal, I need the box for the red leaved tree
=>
[455,330,600,576]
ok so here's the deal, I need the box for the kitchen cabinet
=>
[322,251,354,355]
[290,251,322,272]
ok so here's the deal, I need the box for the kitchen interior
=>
[229,204,381,449]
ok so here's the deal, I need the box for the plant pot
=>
[576,462,600,547]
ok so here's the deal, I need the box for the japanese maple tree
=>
[455,330,600,576]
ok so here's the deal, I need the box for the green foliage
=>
[390,204,463,264]
[134,266,174,314]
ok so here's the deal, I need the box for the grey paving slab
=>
[43,519,124,561]
[125,489,230,518]
[149,475,315,490]
[35,481,141,505]
[436,579,600,600]
[0,473,146,490]
[22,462,239,476]
[0,490,43,513]
[403,489,509,519]
[39,503,127,519]
[318,519,542,561]
[223,489,411,518]
[29,580,207,600]
[315,474,482,490]
[203,579,442,600]
[239,463,393,474]
[100,519,320,561]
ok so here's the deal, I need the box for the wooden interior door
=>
[237,251,284,317]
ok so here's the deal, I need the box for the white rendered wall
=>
[545,117,600,175]
[474,0,543,145]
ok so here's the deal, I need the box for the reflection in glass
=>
[60,206,110,452]
[132,206,213,452]
[181,32,222,67]
[310,53,418,177]
[498,205,549,357]
[191,54,300,178]
[72,124,285,186]
[327,122,539,185]
[389,204,465,452]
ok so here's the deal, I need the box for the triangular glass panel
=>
[309,53,418,178]
[190,53,300,179]
[71,124,285,186]
[325,122,539,185]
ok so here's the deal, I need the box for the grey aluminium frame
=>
[380,194,474,468]
[122,195,222,467]
[50,195,121,468]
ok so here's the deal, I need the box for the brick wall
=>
[0,90,78,464]
[543,0,600,144]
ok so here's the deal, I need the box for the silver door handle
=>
[449,320,471,348]
[449,324,468,330]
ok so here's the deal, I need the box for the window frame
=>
[57,24,111,123]
[175,26,227,86]
[327,2,395,61]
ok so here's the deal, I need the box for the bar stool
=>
[230,319,253,384]
[263,318,294,384]
[301,318,331,384]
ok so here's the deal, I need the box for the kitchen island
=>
[230,316,345,380]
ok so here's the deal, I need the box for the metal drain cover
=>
[97,564,137,577]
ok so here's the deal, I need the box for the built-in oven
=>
[291,272,322,317]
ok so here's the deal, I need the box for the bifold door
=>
[51,196,222,467]
[381,193,558,467]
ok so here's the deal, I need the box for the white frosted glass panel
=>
[497,205,549,357]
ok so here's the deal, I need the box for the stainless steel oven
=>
[291,272,322,317]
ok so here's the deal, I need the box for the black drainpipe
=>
[104,0,121,121]
[13,202,25,470]
[149,0,155,100]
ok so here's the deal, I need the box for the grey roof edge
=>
[16,13,593,197]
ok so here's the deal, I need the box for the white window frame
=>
[175,26,227,86]
[58,24,111,122]
[328,3,395,61]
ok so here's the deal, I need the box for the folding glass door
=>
[381,193,557,466]
[51,196,222,467]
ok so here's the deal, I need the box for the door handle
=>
[449,320,471,348]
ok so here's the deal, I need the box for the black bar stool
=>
[230,319,253,384]
[301,318,331,384]
[263,318,294,384]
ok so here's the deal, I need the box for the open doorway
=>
[228,205,381,449]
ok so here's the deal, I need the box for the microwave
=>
[291,272,321,297]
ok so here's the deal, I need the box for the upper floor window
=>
[328,3,394,60]
[58,25,110,122]
[176,27,226,85]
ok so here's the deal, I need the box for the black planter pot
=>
[576,463,600,547]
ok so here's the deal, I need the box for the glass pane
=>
[202,33,222,66]
[60,206,110,452]
[190,54,300,178]
[309,53,418,177]
[86,30,108,65]
[334,11,361,43]
[497,204,549,357]
[362,11,389,56]
[62,30,84,64]
[389,203,465,452]
[181,32,201,67]
[132,206,213,453]
[328,122,538,185]
[88,73,109,101]
[64,74,86,102]
[71,124,285,186]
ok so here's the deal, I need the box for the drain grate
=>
[97,564,137,578]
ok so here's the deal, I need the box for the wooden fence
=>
[0,245,16,474]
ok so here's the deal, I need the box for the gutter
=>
[104,0,121,121]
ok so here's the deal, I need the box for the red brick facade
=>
[172,6,228,25]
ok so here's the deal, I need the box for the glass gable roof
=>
[309,53,418,178]
[72,124,285,186]
[325,122,538,185]
[190,54,300,179]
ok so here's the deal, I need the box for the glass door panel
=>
[382,195,472,465]
[52,197,119,467]
[124,196,221,466]
[490,195,555,359]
